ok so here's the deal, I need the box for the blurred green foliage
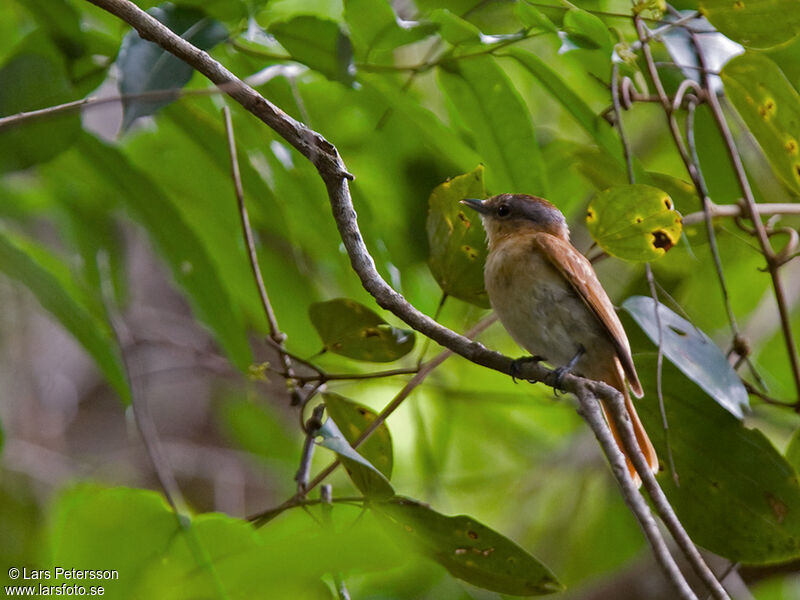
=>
[1,0,799,598]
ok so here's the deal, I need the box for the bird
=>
[460,193,658,485]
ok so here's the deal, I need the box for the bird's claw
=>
[544,346,585,394]
[510,355,545,383]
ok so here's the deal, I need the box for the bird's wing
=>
[531,233,643,397]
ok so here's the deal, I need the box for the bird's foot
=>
[544,346,585,394]
[510,355,546,384]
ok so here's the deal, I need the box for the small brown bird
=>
[461,194,658,484]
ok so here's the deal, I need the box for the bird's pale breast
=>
[484,234,616,377]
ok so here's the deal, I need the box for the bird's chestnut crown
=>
[460,194,570,242]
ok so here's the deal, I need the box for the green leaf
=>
[586,184,682,261]
[558,9,613,54]
[623,295,749,418]
[506,47,620,158]
[0,230,129,402]
[699,0,800,49]
[324,392,393,478]
[787,427,800,474]
[429,9,481,45]
[634,355,800,563]
[117,4,228,130]
[344,0,435,58]
[77,134,253,370]
[376,497,563,595]
[309,298,415,362]
[721,52,800,195]
[269,16,355,85]
[437,55,548,196]
[0,50,80,173]
[426,166,489,307]
[515,1,558,33]
[315,417,395,499]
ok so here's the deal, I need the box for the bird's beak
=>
[460,198,490,214]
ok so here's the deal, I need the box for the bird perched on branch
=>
[461,194,658,485]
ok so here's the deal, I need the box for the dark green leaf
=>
[309,298,415,362]
[426,166,489,307]
[623,295,749,418]
[721,52,800,195]
[0,230,129,402]
[77,134,253,370]
[635,355,800,563]
[586,184,682,261]
[699,0,800,49]
[344,0,435,58]
[269,16,355,85]
[786,427,800,474]
[316,417,395,499]
[117,5,228,130]
[506,47,620,157]
[437,55,548,196]
[324,392,393,478]
[0,50,80,173]
[376,497,563,595]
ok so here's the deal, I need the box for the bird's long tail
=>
[600,373,658,487]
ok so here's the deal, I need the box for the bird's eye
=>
[496,204,511,218]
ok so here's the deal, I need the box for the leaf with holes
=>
[426,166,490,308]
[117,4,228,130]
[623,295,749,418]
[324,393,393,478]
[699,0,800,49]
[309,298,415,362]
[586,184,682,262]
[375,497,563,595]
[316,418,395,499]
[722,52,800,195]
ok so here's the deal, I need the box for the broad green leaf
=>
[0,230,129,402]
[117,5,228,130]
[437,55,548,196]
[506,47,620,158]
[515,2,557,33]
[558,9,613,54]
[721,53,800,195]
[0,50,80,173]
[309,298,415,362]
[426,166,489,307]
[344,0,435,58]
[634,356,800,563]
[219,398,298,465]
[315,417,395,499]
[586,184,682,261]
[699,0,800,49]
[429,9,481,45]
[786,427,800,474]
[78,134,253,370]
[376,497,563,595]
[269,16,355,85]
[324,392,393,478]
[623,295,749,418]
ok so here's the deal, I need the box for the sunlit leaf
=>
[437,55,548,196]
[269,16,355,85]
[0,230,129,402]
[586,184,682,261]
[344,0,436,58]
[634,356,800,563]
[721,52,800,195]
[558,9,613,54]
[324,392,393,478]
[316,417,395,499]
[515,2,557,33]
[429,8,481,45]
[376,497,563,595]
[426,166,489,307]
[309,298,415,362]
[699,0,800,49]
[623,295,749,418]
[117,4,228,130]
